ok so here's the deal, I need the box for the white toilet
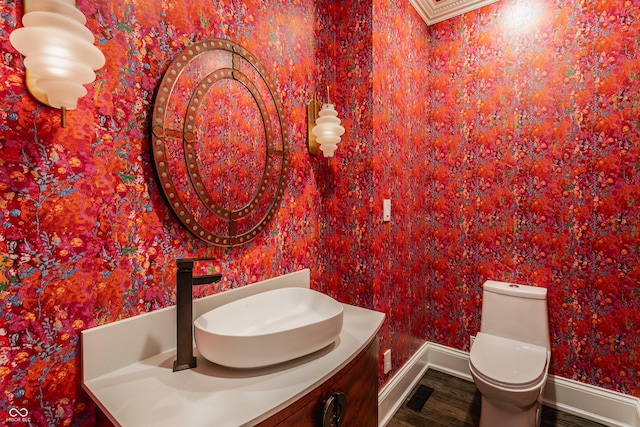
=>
[469,280,551,427]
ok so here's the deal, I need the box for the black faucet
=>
[173,258,222,372]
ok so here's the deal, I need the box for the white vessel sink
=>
[194,287,344,368]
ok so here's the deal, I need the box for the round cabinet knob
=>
[320,392,347,427]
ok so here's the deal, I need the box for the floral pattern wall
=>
[418,0,640,398]
[1,1,324,425]
[369,0,640,401]
[0,0,639,426]
[370,0,433,377]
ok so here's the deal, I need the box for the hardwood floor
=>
[387,369,607,427]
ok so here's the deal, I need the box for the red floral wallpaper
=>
[1,0,639,425]
[1,1,321,425]
[420,0,640,397]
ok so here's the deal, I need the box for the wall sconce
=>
[307,88,345,158]
[9,0,105,127]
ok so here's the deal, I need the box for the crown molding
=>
[410,0,501,25]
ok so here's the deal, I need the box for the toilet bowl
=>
[469,280,551,427]
[470,332,549,427]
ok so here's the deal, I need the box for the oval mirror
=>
[151,39,289,247]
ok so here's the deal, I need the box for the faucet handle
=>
[177,257,217,270]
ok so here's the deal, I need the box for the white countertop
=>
[82,270,385,427]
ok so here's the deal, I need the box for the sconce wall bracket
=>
[307,98,320,156]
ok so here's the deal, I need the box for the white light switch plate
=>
[383,199,391,222]
[383,349,392,374]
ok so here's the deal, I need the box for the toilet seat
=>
[470,332,548,389]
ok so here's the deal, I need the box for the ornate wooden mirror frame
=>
[151,39,289,247]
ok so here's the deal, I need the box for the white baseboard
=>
[379,341,640,427]
[543,375,640,427]
[378,342,470,427]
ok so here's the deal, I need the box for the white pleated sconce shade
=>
[9,0,105,125]
[307,89,345,158]
[312,103,345,158]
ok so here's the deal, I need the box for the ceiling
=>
[410,0,501,25]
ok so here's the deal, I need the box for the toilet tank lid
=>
[484,280,547,299]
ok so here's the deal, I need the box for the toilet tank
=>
[480,280,550,350]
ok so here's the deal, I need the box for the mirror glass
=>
[151,39,289,246]
[194,78,266,212]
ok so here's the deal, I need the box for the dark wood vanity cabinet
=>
[257,338,379,427]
